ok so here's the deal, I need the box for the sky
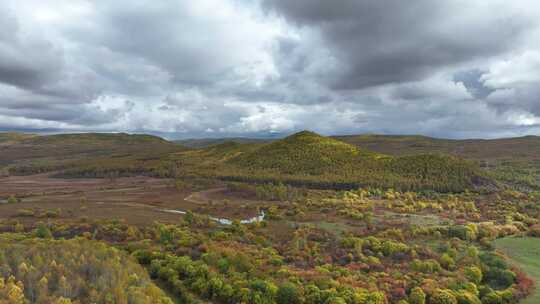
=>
[1,0,540,139]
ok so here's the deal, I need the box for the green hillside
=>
[229,131,379,175]
[1,131,494,192]
[335,134,540,190]
[334,134,540,160]
[212,131,490,192]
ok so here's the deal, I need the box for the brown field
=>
[0,174,265,226]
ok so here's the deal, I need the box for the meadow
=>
[495,237,540,304]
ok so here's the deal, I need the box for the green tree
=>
[409,287,426,304]
[276,283,301,304]
[464,266,483,285]
[327,296,347,304]
[440,253,455,270]
[430,289,457,304]
[35,224,52,239]
[184,211,194,225]
[454,290,481,304]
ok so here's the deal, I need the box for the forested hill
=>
[228,131,380,175]
[217,131,491,192]
[334,134,540,161]
[175,133,540,162]
[0,132,187,176]
[0,131,496,192]
[332,134,540,190]
[1,133,182,160]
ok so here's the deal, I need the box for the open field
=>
[0,174,266,226]
[495,237,540,304]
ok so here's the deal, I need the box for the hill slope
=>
[334,134,540,160]
[229,131,379,175]
[0,132,37,145]
[1,131,494,192]
[0,132,187,176]
[216,131,490,192]
[335,134,540,189]
[175,137,271,148]
[1,132,179,159]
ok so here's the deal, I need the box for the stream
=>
[158,208,265,225]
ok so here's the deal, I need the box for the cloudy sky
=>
[1,0,540,139]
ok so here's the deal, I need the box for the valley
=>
[0,131,539,304]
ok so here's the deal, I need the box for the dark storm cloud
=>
[64,0,274,88]
[0,4,64,91]
[263,0,532,90]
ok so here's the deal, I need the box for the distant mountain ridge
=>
[2,131,536,191]
[175,133,540,162]
[333,134,540,161]
[0,132,185,175]
[174,137,271,148]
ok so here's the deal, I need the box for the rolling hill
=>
[228,131,379,175]
[334,134,540,190]
[175,137,271,148]
[171,132,540,190]
[333,134,540,160]
[177,133,540,161]
[0,132,187,176]
[0,132,37,145]
[0,131,495,192]
[214,131,491,192]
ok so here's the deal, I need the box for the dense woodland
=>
[0,235,173,304]
[0,184,539,303]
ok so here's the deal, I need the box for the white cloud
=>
[482,51,540,88]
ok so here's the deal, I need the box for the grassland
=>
[494,237,540,304]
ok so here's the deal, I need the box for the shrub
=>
[34,223,52,239]
[16,209,34,217]
[7,195,18,204]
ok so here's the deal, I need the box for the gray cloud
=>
[263,0,534,90]
[0,4,64,91]
[0,0,540,139]
[453,70,494,99]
